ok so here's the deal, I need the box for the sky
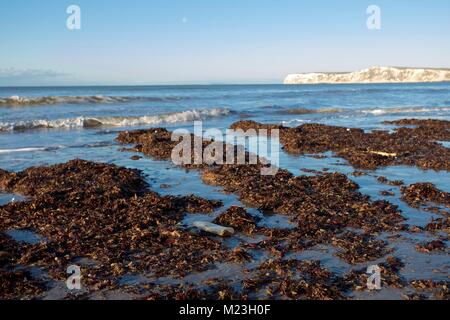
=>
[1,0,449,86]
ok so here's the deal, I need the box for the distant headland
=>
[284,66,450,84]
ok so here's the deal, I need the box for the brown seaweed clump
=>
[201,166,405,240]
[213,206,259,234]
[242,259,347,300]
[400,183,450,211]
[230,119,450,171]
[117,128,406,262]
[377,176,404,186]
[410,280,450,300]
[0,269,47,300]
[379,190,395,197]
[0,234,47,299]
[0,159,147,205]
[344,256,405,291]
[331,231,389,264]
[143,281,246,300]
[415,240,447,253]
[425,218,450,234]
[0,159,227,296]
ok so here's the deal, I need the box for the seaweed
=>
[0,160,228,293]
[213,206,259,234]
[230,119,450,171]
[401,183,450,210]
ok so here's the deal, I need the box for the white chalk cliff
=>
[284,67,450,84]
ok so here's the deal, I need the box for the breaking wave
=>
[360,106,450,116]
[0,147,54,154]
[0,141,117,154]
[279,106,450,117]
[0,108,231,132]
[0,95,191,106]
[280,119,309,126]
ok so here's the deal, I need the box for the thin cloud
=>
[0,68,72,86]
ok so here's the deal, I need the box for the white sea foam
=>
[0,146,62,154]
[0,147,48,154]
[280,119,309,126]
[0,108,231,132]
[360,106,450,116]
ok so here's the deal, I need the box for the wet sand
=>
[0,119,449,300]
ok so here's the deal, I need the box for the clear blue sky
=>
[1,0,449,85]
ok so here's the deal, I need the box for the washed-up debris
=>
[143,284,205,300]
[379,190,395,197]
[230,119,450,171]
[0,136,404,300]
[0,159,228,294]
[0,158,147,201]
[115,127,450,300]
[300,168,323,175]
[0,269,46,300]
[193,221,235,237]
[425,218,450,234]
[307,154,328,159]
[369,151,397,157]
[242,259,347,300]
[344,256,405,291]
[0,115,446,300]
[213,206,259,234]
[201,166,405,238]
[401,183,450,210]
[377,176,404,186]
[0,234,17,267]
[410,279,449,300]
[228,247,253,263]
[384,118,450,130]
[143,281,245,300]
[117,128,406,264]
[175,195,222,214]
[415,240,447,253]
[351,171,369,177]
[0,251,9,265]
[331,231,389,264]
[0,234,47,299]
[0,169,9,182]
[403,293,428,300]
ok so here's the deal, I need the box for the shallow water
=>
[0,193,26,206]
[0,83,449,299]
[6,229,46,245]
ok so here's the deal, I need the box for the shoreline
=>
[0,118,448,300]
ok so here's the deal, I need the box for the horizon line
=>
[3,81,450,89]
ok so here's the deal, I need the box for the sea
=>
[0,83,449,298]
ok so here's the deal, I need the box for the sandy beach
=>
[1,110,449,300]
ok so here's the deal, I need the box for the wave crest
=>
[361,106,450,115]
[0,108,231,132]
[0,95,191,106]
